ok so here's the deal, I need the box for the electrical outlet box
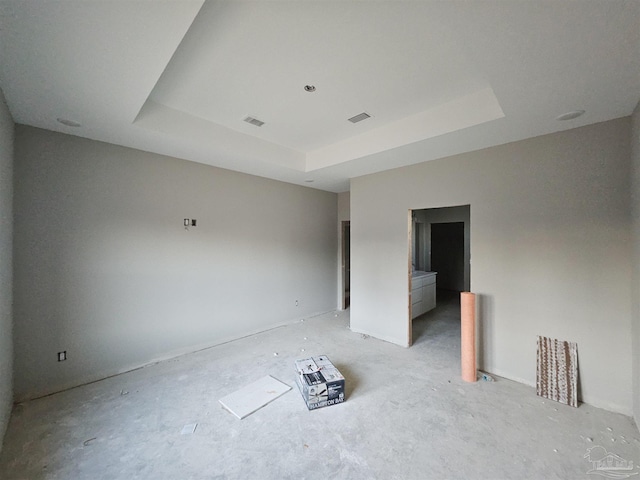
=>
[191,219,197,227]
[58,351,67,362]
[184,218,190,227]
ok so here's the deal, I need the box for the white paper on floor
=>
[219,375,291,419]
[180,423,198,435]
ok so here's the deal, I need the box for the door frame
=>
[407,211,414,345]
[341,221,350,310]
[408,205,471,347]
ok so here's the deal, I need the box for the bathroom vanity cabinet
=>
[411,271,437,319]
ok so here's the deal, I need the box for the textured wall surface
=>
[13,126,337,400]
[351,118,633,414]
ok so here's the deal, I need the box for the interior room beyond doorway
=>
[410,205,470,344]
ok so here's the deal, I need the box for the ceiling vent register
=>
[243,116,265,127]
[348,112,371,124]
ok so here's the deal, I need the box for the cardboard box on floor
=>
[295,355,345,410]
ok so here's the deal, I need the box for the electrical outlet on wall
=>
[295,300,299,307]
[58,351,67,362]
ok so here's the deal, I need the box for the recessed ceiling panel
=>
[147,1,494,157]
[1,0,637,192]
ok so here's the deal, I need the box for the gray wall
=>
[0,88,14,450]
[351,118,633,414]
[13,126,337,400]
[632,100,640,428]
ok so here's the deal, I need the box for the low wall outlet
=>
[184,218,190,227]
[295,300,299,307]
[58,351,67,362]
[191,219,197,227]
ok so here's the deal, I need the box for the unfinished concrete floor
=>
[1,291,639,479]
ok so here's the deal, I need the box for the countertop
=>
[412,270,437,278]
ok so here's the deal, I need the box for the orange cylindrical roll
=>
[460,292,477,382]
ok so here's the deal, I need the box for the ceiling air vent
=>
[243,116,265,127]
[348,112,371,124]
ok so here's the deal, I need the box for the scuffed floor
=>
[1,291,638,479]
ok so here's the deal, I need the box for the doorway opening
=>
[341,221,350,309]
[408,205,470,345]
[431,222,465,292]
